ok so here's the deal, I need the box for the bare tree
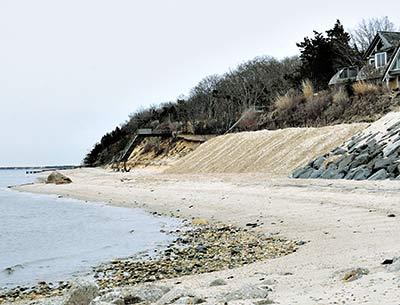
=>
[351,16,398,51]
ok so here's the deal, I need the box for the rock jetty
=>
[292,112,400,180]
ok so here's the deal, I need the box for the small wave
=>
[2,264,24,275]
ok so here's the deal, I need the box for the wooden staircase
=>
[115,129,173,171]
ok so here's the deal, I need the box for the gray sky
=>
[0,0,399,167]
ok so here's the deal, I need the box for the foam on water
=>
[0,170,180,289]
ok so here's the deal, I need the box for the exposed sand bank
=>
[166,123,367,175]
[15,167,400,304]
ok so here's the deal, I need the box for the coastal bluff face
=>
[293,112,400,180]
[166,124,366,175]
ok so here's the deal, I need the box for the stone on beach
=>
[46,172,72,184]
[191,218,208,226]
[341,268,369,282]
[62,281,98,305]
[221,285,270,302]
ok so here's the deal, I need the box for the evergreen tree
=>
[297,20,362,90]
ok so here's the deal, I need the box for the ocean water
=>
[0,170,180,289]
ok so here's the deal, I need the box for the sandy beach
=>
[13,167,400,304]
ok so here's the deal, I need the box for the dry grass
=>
[302,79,314,100]
[332,87,348,105]
[352,81,380,95]
[274,91,296,111]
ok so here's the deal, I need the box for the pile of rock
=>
[0,281,71,304]
[94,225,298,290]
[292,112,400,180]
[89,281,273,305]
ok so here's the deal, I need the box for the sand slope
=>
[166,124,367,175]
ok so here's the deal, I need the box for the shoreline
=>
[9,167,400,304]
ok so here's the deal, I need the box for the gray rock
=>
[342,268,369,282]
[386,164,398,175]
[309,169,323,178]
[155,288,199,305]
[47,171,72,184]
[91,285,170,305]
[384,257,400,272]
[123,285,171,304]
[90,291,124,305]
[253,300,275,305]
[292,166,311,178]
[312,156,326,169]
[338,155,353,171]
[222,285,269,302]
[368,169,389,180]
[297,167,315,179]
[63,281,99,305]
[331,147,347,155]
[209,278,227,287]
[374,155,397,170]
[320,168,338,179]
[383,140,400,157]
[172,296,206,304]
[350,153,370,168]
[346,166,371,180]
[387,121,400,132]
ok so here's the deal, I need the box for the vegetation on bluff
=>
[84,18,400,167]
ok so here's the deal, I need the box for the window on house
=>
[394,56,400,70]
[375,52,387,68]
[339,69,348,79]
[348,68,358,78]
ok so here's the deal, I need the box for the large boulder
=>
[221,285,270,302]
[91,285,171,305]
[46,171,72,184]
[63,281,99,305]
[368,169,389,180]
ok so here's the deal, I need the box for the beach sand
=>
[14,167,400,304]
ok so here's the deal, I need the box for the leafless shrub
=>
[351,16,398,51]
[237,109,260,131]
[304,91,331,123]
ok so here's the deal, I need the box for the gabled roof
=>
[380,31,400,45]
[364,31,400,58]
[382,42,400,82]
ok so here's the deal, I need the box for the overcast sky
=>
[0,0,399,167]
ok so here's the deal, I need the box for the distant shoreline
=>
[0,165,81,171]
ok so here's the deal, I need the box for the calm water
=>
[0,170,180,289]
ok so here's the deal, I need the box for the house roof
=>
[380,31,400,46]
[364,31,400,58]
[382,43,400,82]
